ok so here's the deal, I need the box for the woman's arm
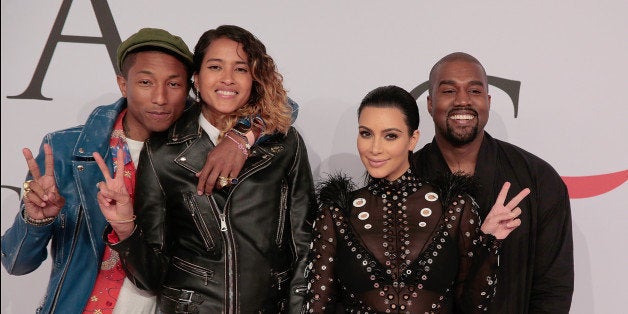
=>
[285,129,318,313]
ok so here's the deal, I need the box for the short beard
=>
[445,123,479,146]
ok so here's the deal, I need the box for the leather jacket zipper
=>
[183,192,215,251]
[276,181,288,245]
[173,256,214,286]
[219,213,227,231]
[208,196,235,313]
[217,148,273,313]
[272,269,291,291]
[50,211,81,313]
[222,150,273,313]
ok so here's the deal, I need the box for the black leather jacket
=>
[109,104,316,313]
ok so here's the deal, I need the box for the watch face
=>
[234,121,251,133]
[252,116,266,130]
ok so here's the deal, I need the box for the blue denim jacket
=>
[1,98,125,313]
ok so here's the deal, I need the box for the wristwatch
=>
[233,119,251,134]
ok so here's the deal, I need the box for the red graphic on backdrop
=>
[562,169,628,199]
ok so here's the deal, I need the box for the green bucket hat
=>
[117,28,193,73]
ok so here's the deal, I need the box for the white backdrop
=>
[2,1,627,313]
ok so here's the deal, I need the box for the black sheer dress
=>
[306,169,501,313]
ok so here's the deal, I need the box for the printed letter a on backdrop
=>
[8,0,121,101]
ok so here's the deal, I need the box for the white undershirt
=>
[125,138,144,167]
[112,137,158,313]
[198,113,220,145]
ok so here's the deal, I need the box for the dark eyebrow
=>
[359,125,403,133]
[438,80,456,87]
[438,80,485,88]
[468,80,485,88]
[205,58,248,66]
[135,70,183,80]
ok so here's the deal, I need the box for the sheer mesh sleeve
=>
[454,195,501,313]
[305,204,340,313]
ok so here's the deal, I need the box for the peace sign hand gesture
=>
[21,143,65,221]
[481,182,531,240]
[94,149,135,240]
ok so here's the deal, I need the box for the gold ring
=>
[217,176,229,189]
[23,189,30,200]
[23,180,33,192]
[216,176,238,189]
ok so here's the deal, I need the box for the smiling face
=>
[194,37,253,127]
[427,59,491,147]
[357,106,419,181]
[117,51,189,141]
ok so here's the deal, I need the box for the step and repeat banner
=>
[2,1,626,313]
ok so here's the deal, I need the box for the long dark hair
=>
[358,85,420,184]
[358,85,420,135]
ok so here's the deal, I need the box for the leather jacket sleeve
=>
[286,129,317,313]
[107,139,171,292]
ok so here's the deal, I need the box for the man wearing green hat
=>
[1,27,255,313]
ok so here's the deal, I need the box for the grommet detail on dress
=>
[420,208,432,217]
[425,192,438,202]
[306,168,497,313]
[353,198,366,207]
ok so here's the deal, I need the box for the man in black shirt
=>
[413,52,574,314]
